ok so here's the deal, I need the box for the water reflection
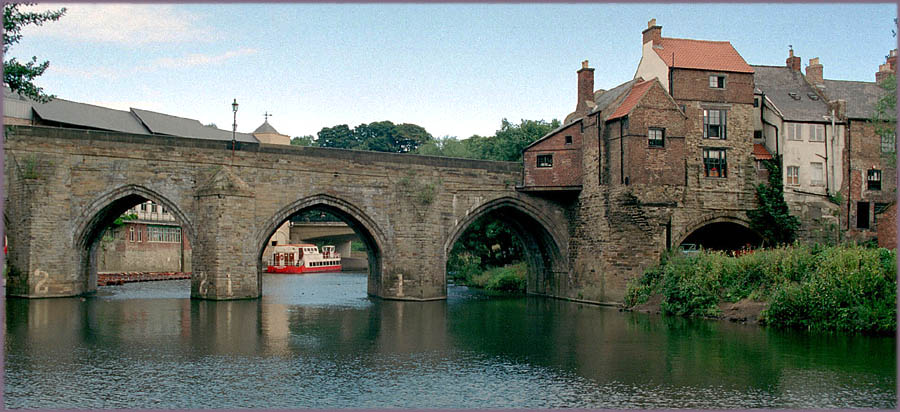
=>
[5,274,896,409]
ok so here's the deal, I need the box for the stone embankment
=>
[98,272,191,286]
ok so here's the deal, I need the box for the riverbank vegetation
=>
[624,244,896,335]
[447,216,527,293]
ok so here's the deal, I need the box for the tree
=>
[474,118,560,161]
[871,73,896,153]
[317,124,356,149]
[290,134,316,147]
[3,3,66,103]
[746,155,800,247]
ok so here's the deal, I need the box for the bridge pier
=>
[191,166,260,300]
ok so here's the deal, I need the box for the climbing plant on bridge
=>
[746,155,800,247]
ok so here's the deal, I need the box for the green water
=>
[4,273,896,408]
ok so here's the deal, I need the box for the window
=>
[565,135,573,145]
[536,154,553,168]
[809,124,825,142]
[786,166,799,185]
[810,162,824,186]
[703,109,726,139]
[140,203,147,212]
[786,123,802,141]
[867,169,882,191]
[882,134,896,153]
[753,98,759,108]
[148,226,181,243]
[648,128,664,147]
[271,241,277,246]
[857,201,870,229]
[137,227,142,242]
[129,227,135,242]
[754,130,763,140]
[709,75,725,88]
[703,148,727,178]
[151,204,157,213]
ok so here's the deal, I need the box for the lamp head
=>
[232,99,239,113]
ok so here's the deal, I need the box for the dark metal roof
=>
[131,108,257,143]
[752,65,830,122]
[31,96,151,134]
[822,79,888,119]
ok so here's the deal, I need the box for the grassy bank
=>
[452,261,527,293]
[624,244,896,335]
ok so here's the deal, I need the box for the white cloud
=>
[21,3,217,44]
[152,48,259,69]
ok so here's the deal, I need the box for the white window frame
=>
[786,166,799,185]
[809,124,825,142]
[786,123,802,141]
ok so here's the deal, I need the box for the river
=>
[4,272,896,408]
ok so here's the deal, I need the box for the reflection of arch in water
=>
[73,184,196,293]
[675,215,762,251]
[443,197,568,296]
[255,194,386,295]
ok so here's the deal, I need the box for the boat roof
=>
[275,243,316,248]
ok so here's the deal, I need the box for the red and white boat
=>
[266,244,342,274]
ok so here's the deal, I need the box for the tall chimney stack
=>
[576,60,595,115]
[875,49,897,83]
[642,18,661,46]
[806,57,824,86]
[786,48,801,72]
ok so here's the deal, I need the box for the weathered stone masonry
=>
[4,125,570,301]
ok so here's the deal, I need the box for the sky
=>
[9,2,898,140]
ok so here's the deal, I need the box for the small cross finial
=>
[264,111,273,122]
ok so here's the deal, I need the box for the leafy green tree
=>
[317,124,356,149]
[3,3,66,102]
[416,135,479,158]
[473,118,560,161]
[871,73,896,151]
[746,155,800,247]
[290,134,316,146]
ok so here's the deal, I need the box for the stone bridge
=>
[4,126,571,301]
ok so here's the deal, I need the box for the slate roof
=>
[752,65,830,122]
[253,120,281,135]
[653,37,754,73]
[822,79,888,119]
[607,79,655,121]
[590,79,640,115]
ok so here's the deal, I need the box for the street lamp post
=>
[231,98,239,163]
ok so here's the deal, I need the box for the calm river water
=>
[4,272,896,408]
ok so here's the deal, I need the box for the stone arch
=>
[73,184,196,293]
[255,193,387,295]
[674,213,762,251]
[443,196,568,296]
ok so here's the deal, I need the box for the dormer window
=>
[788,92,800,100]
[709,75,725,89]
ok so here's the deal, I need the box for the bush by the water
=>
[457,261,527,293]
[624,244,896,334]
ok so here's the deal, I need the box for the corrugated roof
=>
[253,120,280,135]
[131,108,257,143]
[752,65,830,122]
[607,80,654,120]
[31,97,151,134]
[752,143,773,160]
[822,79,888,119]
[654,37,754,73]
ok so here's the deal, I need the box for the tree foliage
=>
[746,156,800,247]
[290,134,316,146]
[316,121,432,153]
[415,118,560,161]
[871,73,896,148]
[3,3,66,102]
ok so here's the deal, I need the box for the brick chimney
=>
[806,57,823,86]
[576,60,595,115]
[642,18,661,46]
[786,48,801,72]
[875,49,897,83]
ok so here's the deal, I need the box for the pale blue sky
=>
[11,3,898,140]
